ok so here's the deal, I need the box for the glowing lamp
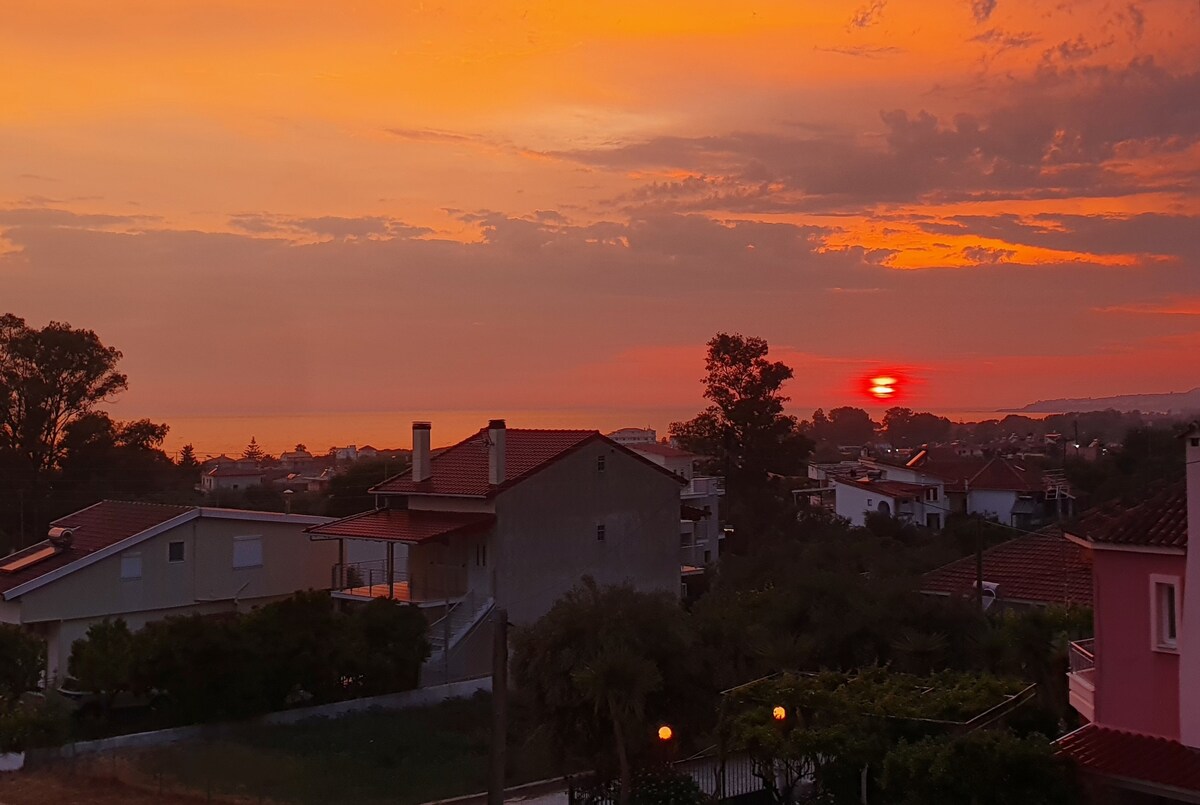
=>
[772,706,787,721]
[657,725,673,741]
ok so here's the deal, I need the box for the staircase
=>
[427,588,493,657]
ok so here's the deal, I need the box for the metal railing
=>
[685,476,725,496]
[428,587,490,652]
[1069,639,1095,674]
[331,559,407,595]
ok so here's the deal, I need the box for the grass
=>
[128,693,566,804]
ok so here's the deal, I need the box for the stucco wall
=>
[1093,548,1185,738]
[492,443,681,626]
[834,483,897,527]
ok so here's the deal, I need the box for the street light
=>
[772,705,787,721]
[657,725,674,742]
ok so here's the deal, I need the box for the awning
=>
[306,508,494,544]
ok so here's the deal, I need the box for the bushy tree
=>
[67,618,135,714]
[0,624,44,710]
[347,597,431,695]
[881,731,1078,805]
[513,579,704,805]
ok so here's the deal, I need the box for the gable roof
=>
[897,453,1042,493]
[834,476,934,501]
[626,442,697,459]
[0,502,331,601]
[306,509,495,544]
[370,427,683,498]
[0,501,194,598]
[1065,481,1187,550]
[921,528,1093,607]
[1057,724,1200,797]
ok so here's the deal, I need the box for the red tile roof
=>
[208,467,265,478]
[835,476,933,500]
[921,528,1093,607]
[1057,724,1200,794]
[371,427,680,498]
[0,501,194,597]
[1067,481,1187,550]
[306,508,495,544]
[898,454,1042,493]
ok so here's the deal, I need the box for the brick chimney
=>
[1180,423,1200,747]
[412,421,432,483]
[488,419,506,485]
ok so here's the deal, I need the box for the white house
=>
[624,442,725,571]
[199,466,265,493]
[0,501,335,683]
[833,475,944,528]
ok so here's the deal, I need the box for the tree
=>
[882,407,952,448]
[67,618,135,714]
[513,580,704,805]
[0,314,127,544]
[241,436,265,464]
[670,334,811,488]
[346,598,431,695]
[880,731,1079,805]
[293,443,308,453]
[0,623,44,710]
[811,406,879,447]
[54,412,181,512]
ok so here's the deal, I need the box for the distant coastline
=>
[1000,388,1200,415]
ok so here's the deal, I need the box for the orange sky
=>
[2,0,1198,451]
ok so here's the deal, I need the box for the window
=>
[475,542,488,567]
[597,455,606,473]
[866,498,873,509]
[925,488,938,501]
[680,531,693,547]
[168,541,185,563]
[233,535,263,569]
[1152,576,1179,651]
[596,524,606,542]
[926,513,940,530]
[1191,437,1199,447]
[120,552,142,580]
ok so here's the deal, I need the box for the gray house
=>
[306,419,684,677]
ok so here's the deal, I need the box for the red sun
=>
[862,373,903,402]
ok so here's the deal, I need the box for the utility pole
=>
[489,607,509,805]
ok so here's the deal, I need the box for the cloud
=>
[228,213,432,240]
[815,44,903,58]
[0,207,155,229]
[1094,297,1200,316]
[970,0,997,23]
[848,0,886,29]
[550,59,1200,212]
[969,28,1040,53]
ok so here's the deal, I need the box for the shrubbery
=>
[68,591,430,724]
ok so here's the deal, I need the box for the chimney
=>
[1180,424,1200,747]
[488,419,506,485]
[412,421,432,482]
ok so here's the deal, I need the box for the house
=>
[832,475,944,529]
[199,465,265,493]
[605,427,658,446]
[1056,424,1200,802]
[920,527,1092,610]
[305,419,684,678]
[0,501,336,683]
[624,441,725,573]
[860,449,1072,528]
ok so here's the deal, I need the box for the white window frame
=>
[168,540,186,563]
[233,535,263,570]
[120,551,142,580]
[1150,574,1180,653]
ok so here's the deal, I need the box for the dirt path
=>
[0,770,227,804]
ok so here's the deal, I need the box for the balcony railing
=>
[331,559,466,603]
[685,476,725,497]
[1069,638,1095,674]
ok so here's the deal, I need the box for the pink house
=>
[1058,425,1200,802]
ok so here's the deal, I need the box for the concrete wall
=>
[1093,548,1185,738]
[834,482,898,527]
[1181,428,1200,748]
[492,441,681,626]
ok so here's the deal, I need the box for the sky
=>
[2,1,1199,451]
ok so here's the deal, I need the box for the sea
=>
[134,407,1038,461]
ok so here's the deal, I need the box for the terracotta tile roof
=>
[372,427,680,498]
[306,508,495,544]
[835,476,933,500]
[0,501,194,597]
[921,528,1093,607]
[208,467,265,478]
[1067,481,1187,549]
[900,454,1042,493]
[1057,724,1200,794]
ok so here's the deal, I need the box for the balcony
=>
[684,476,725,497]
[1068,638,1096,722]
[331,559,468,606]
